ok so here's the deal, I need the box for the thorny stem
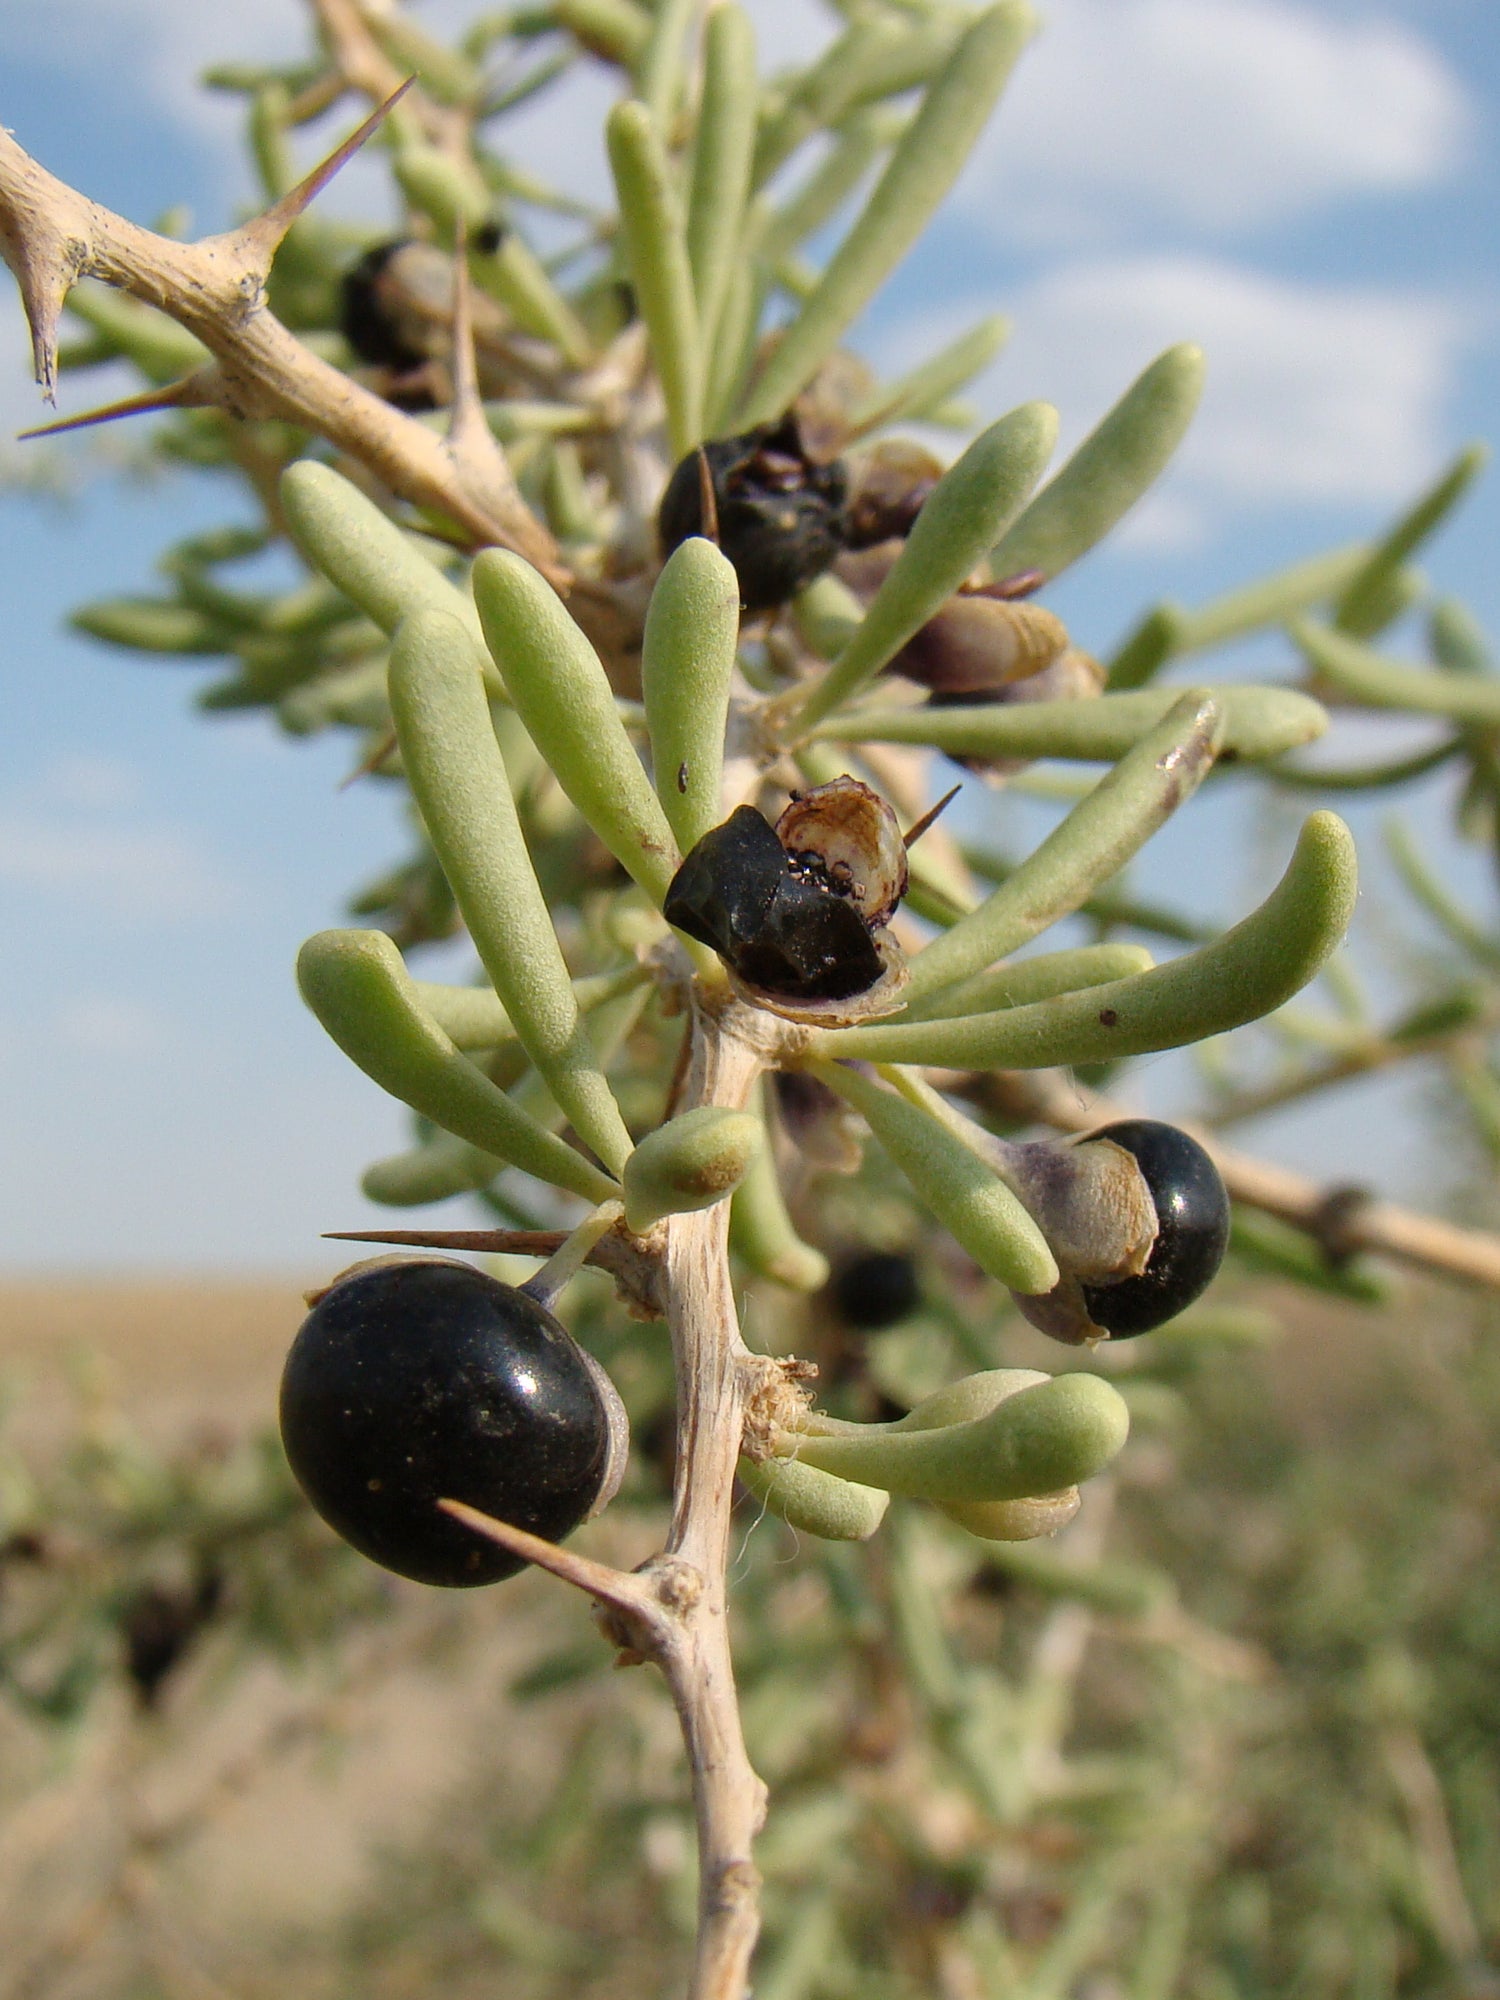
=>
[654,993,794,2000]
[441,989,796,2000]
[0,119,563,578]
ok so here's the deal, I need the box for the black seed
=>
[1079,1121,1230,1337]
[831,1251,921,1329]
[658,415,848,613]
[280,1261,614,1587]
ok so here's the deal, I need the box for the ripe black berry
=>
[658,415,848,613]
[831,1251,921,1330]
[1078,1121,1229,1337]
[280,1260,626,1587]
[339,241,431,371]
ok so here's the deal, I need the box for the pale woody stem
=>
[656,996,784,1999]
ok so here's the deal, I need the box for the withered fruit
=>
[663,778,908,1006]
[657,415,848,613]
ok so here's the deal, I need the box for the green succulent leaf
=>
[607,98,703,458]
[820,810,1357,1069]
[989,343,1205,585]
[1332,445,1487,640]
[685,5,759,357]
[728,1082,830,1293]
[1292,617,1500,727]
[899,941,1155,1023]
[791,400,1059,731]
[388,607,633,1176]
[472,549,681,900]
[807,1061,1059,1296]
[622,1107,763,1234]
[297,930,618,1205]
[280,462,486,651]
[904,692,1223,1000]
[781,1369,1130,1504]
[817,681,1326,763]
[642,538,741,853]
[738,1454,890,1541]
[737,1,1036,427]
[849,314,1012,437]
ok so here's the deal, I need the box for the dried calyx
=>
[663,776,911,1018]
[1004,1121,1231,1343]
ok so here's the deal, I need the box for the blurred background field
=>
[3,1266,1496,1999]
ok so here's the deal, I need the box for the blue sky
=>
[1,0,1497,1270]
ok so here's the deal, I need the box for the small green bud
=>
[781,1369,1130,1505]
[623,1108,764,1234]
[738,1455,889,1541]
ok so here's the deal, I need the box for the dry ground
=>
[0,1276,596,1997]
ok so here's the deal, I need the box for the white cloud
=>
[879,253,1474,540]
[964,0,1469,240]
[1,0,303,141]
[0,813,239,921]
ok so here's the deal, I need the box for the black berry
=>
[1078,1121,1229,1337]
[339,241,430,371]
[658,415,848,613]
[280,1260,624,1587]
[831,1251,921,1330]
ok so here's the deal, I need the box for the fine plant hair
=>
[4,5,1500,1997]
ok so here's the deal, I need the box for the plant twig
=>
[430,988,799,2000]
[0,108,564,578]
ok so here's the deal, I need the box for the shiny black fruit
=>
[831,1251,921,1330]
[339,240,431,371]
[280,1260,623,1587]
[658,415,848,612]
[1079,1121,1230,1337]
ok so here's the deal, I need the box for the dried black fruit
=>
[280,1260,625,1587]
[663,786,903,1006]
[658,415,848,612]
[662,805,787,960]
[733,870,885,1000]
[1078,1121,1230,1337]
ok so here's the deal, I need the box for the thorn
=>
[443,221,488,457]
[902,782,962,849]
[437,1499,658,1621]
[234,78,417,267]
[338,727,400,789]
[984,568,1047,601]
[324,1227,567,1253]
[17,372,215,440]
[695,445,719,543]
